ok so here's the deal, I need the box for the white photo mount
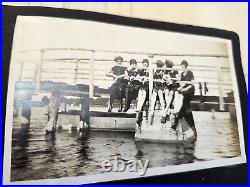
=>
[2,5,247,185]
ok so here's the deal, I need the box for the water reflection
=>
[135,141,196,167]
[11,108,241,182]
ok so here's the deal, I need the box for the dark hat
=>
[181,60,188,67]
[130,59,137,65]
[142,59,149,65]
[114,56,123,62]
[165,59,174,68]
[156,60,164,67]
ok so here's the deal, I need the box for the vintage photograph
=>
[3,15,246,184]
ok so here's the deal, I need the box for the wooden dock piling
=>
[47,91,62,133]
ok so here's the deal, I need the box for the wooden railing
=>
[17,48,233,111]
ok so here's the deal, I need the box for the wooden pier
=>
[13,48,236,135]
[89,111,136,132]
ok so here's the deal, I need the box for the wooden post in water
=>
[89,50,95,98]
[217,64,225,111]
[47,91,62,133]
[35,50,44,93]
[81,95,90,125]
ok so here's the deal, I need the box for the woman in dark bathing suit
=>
[172,60,197,140]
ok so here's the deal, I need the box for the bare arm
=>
[106,69,114,77]
[181,85,193,93]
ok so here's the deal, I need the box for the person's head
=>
[142,59,149,67]
[156,60,164,68]
[114,56,123,65]
[181,60,188,70]
[165,59,174,68]
[130,59,137,68]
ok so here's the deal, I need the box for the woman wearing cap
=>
[106,56,128,112]
[172,60,197,140]
[136,59,149,112]
[161,59,179,123]
[123,59,140,112]
[136,59,150,130]
[107,56,127,82]
[149,60,165,124]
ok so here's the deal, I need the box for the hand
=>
[114,76,119,81]
[177,87,183,92]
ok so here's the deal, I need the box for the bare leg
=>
[136,89,146,112]
[158,89,165,117]
[108,97,113,112]
[163,89,169,115]
[174,91,184,114]
[149,90,157,125]
[165,90,174,115]
[150,90,157,114]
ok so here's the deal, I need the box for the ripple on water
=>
[11,110,241,182]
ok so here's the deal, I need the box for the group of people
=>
[106,56,197,138]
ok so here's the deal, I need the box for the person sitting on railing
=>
[149,60,165,125]
[106,56,127,82]
[123,59,141,112]
[136,59,150,131]
[106,56,128,112]
[161,59,179,123]
[136,59,149,112]
[172,60,197,140]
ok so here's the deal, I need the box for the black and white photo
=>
[3,7,247,185]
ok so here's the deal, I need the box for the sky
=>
[13,16,228,57]
[11,16,232,96]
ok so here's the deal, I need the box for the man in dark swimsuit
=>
[172,60,197,140]
[106,56,127,112]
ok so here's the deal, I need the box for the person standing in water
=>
[172,60,197,140]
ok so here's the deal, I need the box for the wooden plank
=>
[90,111,136,118]
[20,48,229,58]
[90,116,136,132]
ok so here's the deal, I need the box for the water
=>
[11,107,241,182]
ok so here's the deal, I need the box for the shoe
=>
[165,114,170,121]
[123,108,129,112]
[171,124,177,130]
[118,109,122,112]
[161,116,166,123]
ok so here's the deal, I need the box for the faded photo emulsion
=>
[3,15,246,184]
